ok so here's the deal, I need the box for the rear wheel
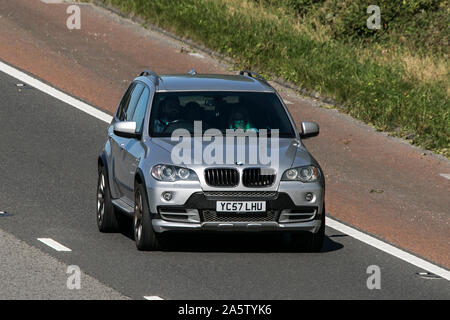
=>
[134,183,163,251]
[97,167,119,232]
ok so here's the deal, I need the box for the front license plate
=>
[216,201,266,213]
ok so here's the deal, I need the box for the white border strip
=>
[326,218,450,281]
[0,61,112,123]
[1,61,449,281]
[37,238,72,252]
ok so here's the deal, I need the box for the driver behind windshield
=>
[154,97,182,133]
[229,106,256,131]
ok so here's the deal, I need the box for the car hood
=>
[149,137,313,171]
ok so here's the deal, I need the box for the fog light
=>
[162,192,173,201]
[305,192,314,202]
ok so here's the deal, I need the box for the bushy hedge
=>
[257,0,449,54]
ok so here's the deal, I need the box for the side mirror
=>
[300,121,319,139]
[113,121,139,138]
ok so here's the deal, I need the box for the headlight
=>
[151,165,198,182]
[281,166,320,182]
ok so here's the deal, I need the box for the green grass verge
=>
[94,0,449,157]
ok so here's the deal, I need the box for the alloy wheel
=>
[134,191,143,242]
[97,173,105,225]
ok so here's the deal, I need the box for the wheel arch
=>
[98,152,114,196]
[134,168,145,187]
[98,152,107,172]
[135,168,155,217]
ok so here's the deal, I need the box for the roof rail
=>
[239,70,268,84]
[139,70,160,85]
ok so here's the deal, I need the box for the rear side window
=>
[132,87,150,133]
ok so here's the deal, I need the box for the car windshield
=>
[149,91,295,137]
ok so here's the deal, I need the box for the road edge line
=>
[326,218,450,281]
[0,61,112,124]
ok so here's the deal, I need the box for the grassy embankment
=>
[94,0,449,156]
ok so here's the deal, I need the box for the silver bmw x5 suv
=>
[97,70,325,251]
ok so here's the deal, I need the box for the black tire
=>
[289,202,325,252]
[133,182,163,251]
[97,166,119,233]
[306,203,325,252]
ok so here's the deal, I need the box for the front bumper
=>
[152,219,322,233]
[150,189,324,234]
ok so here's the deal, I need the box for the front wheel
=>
[97,167,119,232]
[306,203,325,252]
[289,202,325,252]
[134,183,163,251]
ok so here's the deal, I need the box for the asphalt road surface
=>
[0,71,448,299]
[0,229,126,300]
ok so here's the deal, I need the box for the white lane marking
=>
[0,61,113,124]
[439,173,450,180]
[326,218,450,281]
[1,60,449,280]
[144,296,164,300]
[37,238,72,252]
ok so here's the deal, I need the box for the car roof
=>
[149,74,275,93]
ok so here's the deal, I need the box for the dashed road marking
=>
[144,296,164,300]
[1,60,449,282]
[37,238,72,252]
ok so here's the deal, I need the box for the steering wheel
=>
[158,119,180,132]
[161,120,211,134]
[161,120,192,134]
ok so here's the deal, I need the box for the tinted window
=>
[149,92,295,137]
[132,87,150,133]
